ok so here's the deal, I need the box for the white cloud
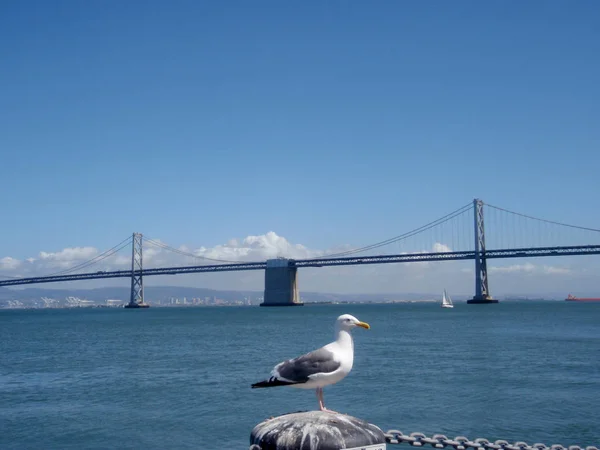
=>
[489,263,571,275]
[37,247,99,269]
[39,247,98,261]
[433,243,452,253]
[0,257,21,270]
[0,233,323,279]
[542,265,571,275]
[490,263,536,273]
[189,231,319,262]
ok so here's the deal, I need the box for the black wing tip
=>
[251,377,299,388]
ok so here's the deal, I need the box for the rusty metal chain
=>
[384,430,598,450]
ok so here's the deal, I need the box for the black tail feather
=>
[251,377,299,388]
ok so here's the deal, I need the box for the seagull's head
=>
[336,314,370,331]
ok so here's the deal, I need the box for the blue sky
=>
[1,1,599,294]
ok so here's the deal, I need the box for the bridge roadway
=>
[1,245,599,288]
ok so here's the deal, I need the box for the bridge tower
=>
[124,232,149,309]
[467,199,498,304]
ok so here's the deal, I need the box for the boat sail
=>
[441,289,454,308]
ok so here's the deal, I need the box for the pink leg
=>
[317,387,337,413]
[316,388,325,411]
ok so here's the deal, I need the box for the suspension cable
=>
[44,235,133,277]
[485,203,600,233]
[311,202,473,259]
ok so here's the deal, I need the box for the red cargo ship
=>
[565,294,600,302]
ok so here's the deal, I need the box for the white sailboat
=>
[441,289,454,308]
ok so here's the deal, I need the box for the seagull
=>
[251,314,370,412]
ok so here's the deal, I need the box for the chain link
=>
[383,430,598,450]
[248,429,598,449]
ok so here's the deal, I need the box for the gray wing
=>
[273,347,341,383]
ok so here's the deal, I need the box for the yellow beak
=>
[356,321,370,329]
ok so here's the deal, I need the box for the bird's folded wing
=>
[273,347,341,383]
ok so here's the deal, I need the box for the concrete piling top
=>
[250,411,386,450]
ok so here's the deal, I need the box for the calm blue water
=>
[1,302,599,449]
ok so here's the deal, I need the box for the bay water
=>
[1,302,598,449]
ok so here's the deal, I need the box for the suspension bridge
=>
[1,199,599,307]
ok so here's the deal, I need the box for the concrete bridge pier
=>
[260,258,303,307]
